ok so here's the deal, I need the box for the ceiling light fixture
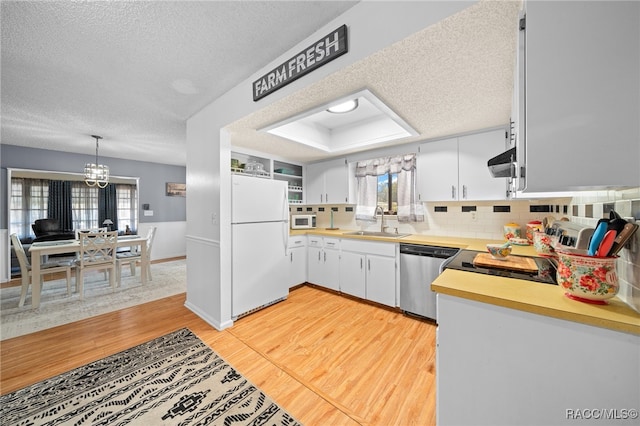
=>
[84,135,109,188]
[326,99,358,114]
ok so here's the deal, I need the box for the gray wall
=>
[1,144,186,228]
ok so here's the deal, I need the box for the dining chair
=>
[10,233,74,307]
[74,227,107,239]
[116,226,157,285]
[75,230,118,298]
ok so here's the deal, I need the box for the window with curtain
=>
[355,154,424,223]
[115,184,138,232]
[9,178,48,238]
[10,177,138,239]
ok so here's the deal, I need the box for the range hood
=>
[487,147,517,178]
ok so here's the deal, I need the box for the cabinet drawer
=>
[323,238,340,250]
[341,239,396,257]
[307,235,323,247]
[288,236,306,248]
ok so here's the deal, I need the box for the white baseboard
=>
[184,300,233,331]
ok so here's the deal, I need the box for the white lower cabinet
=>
[436,294,640,425]
[365,254,396,307]
[286,236,306,289]
[340,239,397,307]
[306,236,339,291]
[307,245,323,285]
[303,236,397,306]
[339,251,366,298]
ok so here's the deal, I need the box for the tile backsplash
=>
[305,198,573,240]
[298,186,640,313]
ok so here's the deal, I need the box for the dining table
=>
[28,234,148,309]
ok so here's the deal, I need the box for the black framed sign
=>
[252,25,348,101]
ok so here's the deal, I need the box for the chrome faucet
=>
[375,205,386,233]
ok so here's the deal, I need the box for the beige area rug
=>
[0,328,302,425]
[1,259,186,340]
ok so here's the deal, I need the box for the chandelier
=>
[84,135,109,188]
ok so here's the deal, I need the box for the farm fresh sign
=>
[252,25,348,101]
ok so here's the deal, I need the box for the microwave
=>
[291,214,316,229]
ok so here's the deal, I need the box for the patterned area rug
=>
[1,260,186,340]
[0,328,302,425]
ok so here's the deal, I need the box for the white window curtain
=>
[355,154,424,222]
[395,155,425,222]
[355,174,378,221]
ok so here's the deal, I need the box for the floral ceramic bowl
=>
[486,243,512,260]
[556,249,619,304]
[533,232,555,256]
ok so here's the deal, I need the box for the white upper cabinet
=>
[458,131,508,200]
[516,0,640,192]
[305,158,349,204]
[417,137,459,201]
[305,163,325,205]
[418,130,507,201]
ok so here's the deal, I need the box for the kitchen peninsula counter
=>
[291,229,640,335]
[432,268,640,335]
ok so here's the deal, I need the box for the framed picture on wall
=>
[166,182,186,197]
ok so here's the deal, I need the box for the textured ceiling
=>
[229,0,520,163]
[0,0,358,165]
[1,0,520,167]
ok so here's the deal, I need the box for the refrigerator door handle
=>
[282,221,288,256]
[282,187,289,219]
[282,187,289,255]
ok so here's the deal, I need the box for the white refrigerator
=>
[231,174,290,318]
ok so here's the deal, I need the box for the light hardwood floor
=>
[1,285,437,425]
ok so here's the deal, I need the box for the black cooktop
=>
[443,250,558,285]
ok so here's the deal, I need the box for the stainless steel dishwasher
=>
[399,244,459,321]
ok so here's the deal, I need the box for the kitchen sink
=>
[342,231,411,238]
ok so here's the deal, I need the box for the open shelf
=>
[232,153,304,203]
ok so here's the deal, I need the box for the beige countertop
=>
[291,228,640,335]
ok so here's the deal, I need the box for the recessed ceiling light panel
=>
[260,89,418,153]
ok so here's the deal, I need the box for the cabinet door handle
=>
[320,194,323,203]
[318,251,321,261]
[360,258,363,269]
[290,252,293,262]
[324,252,326,262]
[325,193,328,203]
[463,185,467,199]
[368,259,371,271]
[451,185,456,199]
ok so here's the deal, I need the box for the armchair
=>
[32,218,75,242]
